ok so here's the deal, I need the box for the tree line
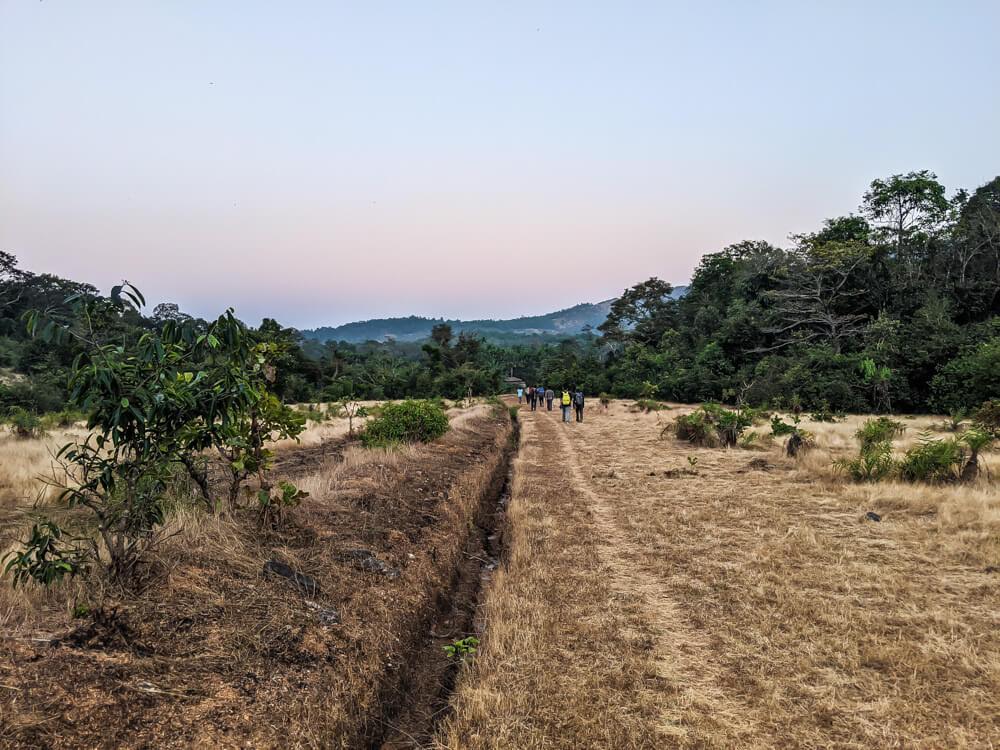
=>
[2,169,997,418]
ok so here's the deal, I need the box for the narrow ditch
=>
[370,412,519,749]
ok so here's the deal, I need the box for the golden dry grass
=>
[439,400,1000,748]
[0,426,89,511]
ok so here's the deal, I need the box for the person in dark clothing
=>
[573,389,585,422]
[545,387,554,411]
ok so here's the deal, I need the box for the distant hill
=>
[302,286,688,344]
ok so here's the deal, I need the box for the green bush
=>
[671,403,752,448]
[673,409,716,446]
[3,521,85,588]
[770,415,797,436]
[808,401,842,423]
[897,434,964,483]
[835,441,894,482]
[362,400,450,446]
[6,407,44,439]
[959,428,995,481]
[856,417,905,450]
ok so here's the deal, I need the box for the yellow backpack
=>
[561,391,571,406]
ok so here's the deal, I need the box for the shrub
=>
[770,415,798,436]
[443,635,479,660]
[959,429,994,482]
[973,399,1000,437]
[338,399,369,436]
[362,400,450,446]
[856,417,905,450]
[835,441,894,482]
[939,408,966,432]
[672,409,716,447]
[671,403,751,448]
[257,480,309,527]
[7,407,44,439]
[25,283,305,580]
[897,434,964,483]
[3,521,85,587]
[632,399,668,413]
[738,430,772,450]
[808,401,842,423]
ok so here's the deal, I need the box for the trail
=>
[526,404,746,736]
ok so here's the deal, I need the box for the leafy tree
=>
[22,283,305,579]
[598,277,676,347]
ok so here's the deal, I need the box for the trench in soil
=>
[369,413,519,749]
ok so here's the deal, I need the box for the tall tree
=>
[598,277,676,347]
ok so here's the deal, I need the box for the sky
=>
[1,1,999,329]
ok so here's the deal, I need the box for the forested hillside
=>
[1,170,997,414]
[302,288,689,344]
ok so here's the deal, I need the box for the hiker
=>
[561,389,572,422]
[545,387,555,411]
[528,385,537,411]
[574,388,585,422]
[516,386,523,404]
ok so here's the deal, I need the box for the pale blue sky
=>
[2,1,998,328]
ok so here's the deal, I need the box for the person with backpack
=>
[545,387,555,411]
[561,389,572,422]
[526,385,535,410]
[573,389,585,422]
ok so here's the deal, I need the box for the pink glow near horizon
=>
[2,2,998,328]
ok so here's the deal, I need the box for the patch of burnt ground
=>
[0,410,515,749]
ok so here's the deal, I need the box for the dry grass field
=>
[440,401,1000,748]
[1,399,997,747]
[0,403,513,748]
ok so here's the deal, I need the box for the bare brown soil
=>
[0,409,513,749]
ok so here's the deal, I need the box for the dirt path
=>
[543,410,746,735]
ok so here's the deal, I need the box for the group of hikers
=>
[516,385,585,422]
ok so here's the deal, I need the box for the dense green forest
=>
[2,170,998,416]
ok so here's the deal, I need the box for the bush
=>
[808,401,842,423]
[960,428,995,482]
[856,417,905,450]
[738,430,772,450]
[835,441,894,482]
[632,399,669,413]
[671,403,751,448]
[672,409,716,446]
[770,415,797,436]
[362,400,450,446]
[6,407,44,439]
[897,434,964,483]
[973,399,1000,437]
[3,521,85,587]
